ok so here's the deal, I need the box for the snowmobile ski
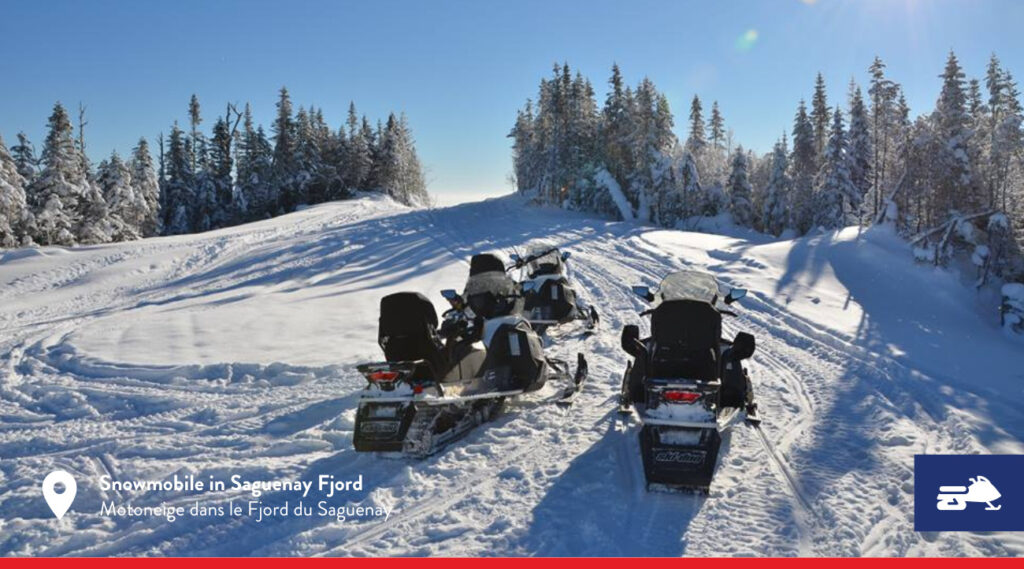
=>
[617,362,634,414]
[744,403,761,425]
[554,353,588,406]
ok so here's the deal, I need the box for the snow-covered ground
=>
[1,194,1021,557]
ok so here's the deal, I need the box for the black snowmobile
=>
[353,253,588,457]
[618,270,758,493]
[509,247,598,334]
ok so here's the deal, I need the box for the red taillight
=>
[368,371,399,382]
[663,390,701,403]
[413,384,424,394]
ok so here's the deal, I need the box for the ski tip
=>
[744,404,761,425]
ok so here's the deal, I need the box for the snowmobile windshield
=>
[464,271,521,319]
[526,249,563,277]
[657,270,721,305]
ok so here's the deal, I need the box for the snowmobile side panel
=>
[441,345,486,382]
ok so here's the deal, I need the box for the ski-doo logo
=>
[914,455,1024,531]
[653,448,706,465]
[361,422,400,435]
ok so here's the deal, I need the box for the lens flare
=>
[735,29,759,52]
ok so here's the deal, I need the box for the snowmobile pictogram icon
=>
[936,475,1002,511]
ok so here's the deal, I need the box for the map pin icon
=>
[42,470,77,520]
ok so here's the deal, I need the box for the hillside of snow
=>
[1,194,1021,557]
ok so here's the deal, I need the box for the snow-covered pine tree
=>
[747,148,771,231]
[727,146,754,227]
[345,102,372,191]
[811,72,830,163]
[985,55,1023,212]
[97,151,144,241]
[571,72,599,199]
[0,135,32,247]
[162,123,194,234]
[397,114,428,205]
[692,100,727,211]
[247,125,275,219]
[272,86,297,211]
[208,117,234,227]
[510,99,539,193]
[679,150,702,223]
[967,78,985,119]
[762,135,790,236]
[331,121,349,199]
[358,116,378,191]
[847,82,872,223]
[188,94,204,174]
[374,113,428,205]
[601,64,635,196]
[310,107,343,202]
[789,100,817,233]
[686,95,706,156]
[236,104,275,220]
[629,78,676,223]
[868,56,899,220]
[30,102,87,246]
[814,108,861,229]
[932,51,975,219]
[708,100,725,151]
[130,138,161,236]
[76,172,113,244]
[291,106,316,207]
[11,132,39,185]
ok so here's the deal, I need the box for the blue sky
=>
[2,0,1022,201]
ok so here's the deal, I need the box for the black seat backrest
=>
[470,253,506,276]
[464,270,520,319]
[649,299,721,381]
[378,292,445,376]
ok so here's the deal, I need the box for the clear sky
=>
[2,0,1022,202]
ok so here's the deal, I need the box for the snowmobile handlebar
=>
[508,246,561,271]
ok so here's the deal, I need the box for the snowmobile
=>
[618,270,758,493]
[936,476,1002,511]
[352,253,588,457]
[509,247,598,334]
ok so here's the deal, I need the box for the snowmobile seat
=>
[378,292,447,379]
[469,253,506,276]
[648,299,721,382]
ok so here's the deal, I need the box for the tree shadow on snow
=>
[125,198,603,314]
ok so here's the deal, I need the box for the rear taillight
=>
[368,371,399,382]
[663,390,701,404]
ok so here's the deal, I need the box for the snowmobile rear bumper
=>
[353,401,416,452]
[639,424,721,491]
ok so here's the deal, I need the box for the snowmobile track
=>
[749,422,818,521]
[325,408,573,554]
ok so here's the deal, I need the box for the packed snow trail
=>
[1,194,1021,556]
